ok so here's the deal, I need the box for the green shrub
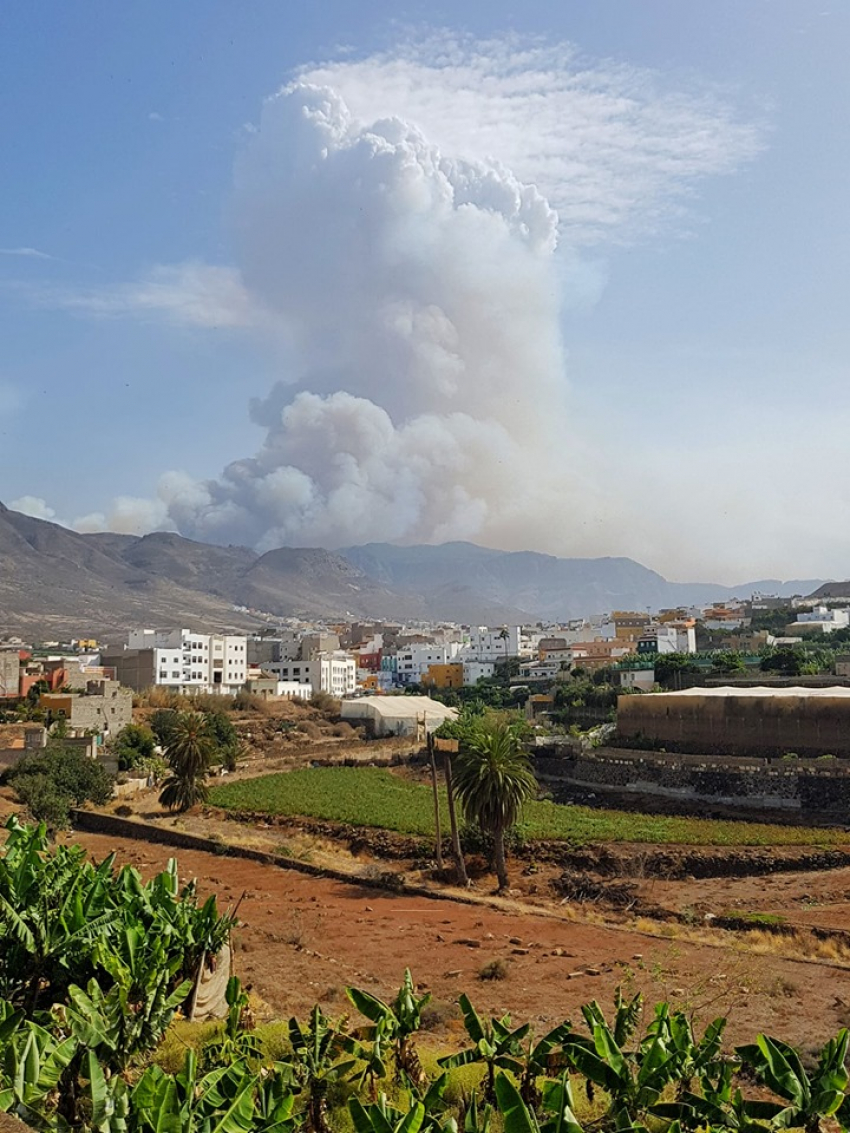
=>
[112,722,156,771]
[9,773,72,828]
[202,709,240,769]
[150,707,179,746]
[6,742,114,828]
[460,819,526,857]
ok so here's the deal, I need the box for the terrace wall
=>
[533,747,850,812]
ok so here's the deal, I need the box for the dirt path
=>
[66,829,850,1054]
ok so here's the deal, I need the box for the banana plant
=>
[133,1049,299,1133]
[347,970,430,1086]
[83,1047,131,1133]
[736,1029,850,1133]
[0,819,119,1011]
[581,988,643,1049]
[287,1005,359,1133]
[67,926,192,1071]
[647,1004,727,1096]
[254,1069,301,1133]
[112,858,236,988]
[517,1021,574,1109]
[459,1095,492,1133]
[561,1002,678,1129]
[0,1019,79,1127]
[494,1071,584,1133]
[350,1083,456,1133]
[353,1015,391,1100]
[438,995,530,1102]
[200,977,264,1071]
[349,1095,428,1133]
[655,1060,778,1133]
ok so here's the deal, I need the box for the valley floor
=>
[50,824,850,1057]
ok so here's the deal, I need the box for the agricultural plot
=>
[208,766,848,846]
[7,817,850,1133]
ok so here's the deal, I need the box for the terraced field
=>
[209,766,848,846]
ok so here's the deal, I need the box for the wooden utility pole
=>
[427,731,444,871]
[436,738,468,886]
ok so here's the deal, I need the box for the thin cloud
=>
[10,262,258,329]
[0,246,55,261]
[298,31,767,245]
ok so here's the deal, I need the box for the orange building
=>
[421,662,464,689]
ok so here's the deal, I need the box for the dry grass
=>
[134,688,240,713]
[629,915,850,966]
[232,691,275,715]
[478,958,510,981]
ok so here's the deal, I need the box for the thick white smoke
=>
[148,82,582,551]
[62,39,762,556]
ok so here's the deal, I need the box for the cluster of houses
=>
[2,588,848,744]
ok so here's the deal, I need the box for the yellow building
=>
[421,662,464,689]
[359,673,381,691]
[612,612,652,641]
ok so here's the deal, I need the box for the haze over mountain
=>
[341,543,825,622]
[0,503,827,640]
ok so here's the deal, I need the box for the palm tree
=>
[159,711,214,813]
[452,717,536,892]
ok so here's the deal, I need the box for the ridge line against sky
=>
[1,3,848,584]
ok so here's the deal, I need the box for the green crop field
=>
[208,766,849,847]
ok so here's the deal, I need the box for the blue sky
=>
[1,1,848,582]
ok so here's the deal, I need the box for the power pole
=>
[442,744,469,887]
[427,730,444,871]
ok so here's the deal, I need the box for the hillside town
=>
[3,582,850,767]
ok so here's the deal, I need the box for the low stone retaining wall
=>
[534,748,850,812]
[69,810,478,906]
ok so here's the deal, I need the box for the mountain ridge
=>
[0,503,828,638]
[340,541,824,620]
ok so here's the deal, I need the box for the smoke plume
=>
[65,38,762,554]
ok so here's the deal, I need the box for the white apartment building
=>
[638,625,697,655]
[464,626,522,661]
[395,643,462,685]
[318,651,357,697]
[788,606,850,634]
[462,660,496,686]
[126,629,248,694]
[264,650,356,697]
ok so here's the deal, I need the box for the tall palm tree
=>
[159,711,214,812]
[452,718,536,892]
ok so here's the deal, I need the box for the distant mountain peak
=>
[0,501,827,636]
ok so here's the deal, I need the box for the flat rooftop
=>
[660,686,850,698]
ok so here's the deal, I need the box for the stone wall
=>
[70,683,133,734]
[534,747,850,812]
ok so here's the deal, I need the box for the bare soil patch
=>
[57,825,850,1055]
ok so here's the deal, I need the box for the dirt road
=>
[67,829,850,1053]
